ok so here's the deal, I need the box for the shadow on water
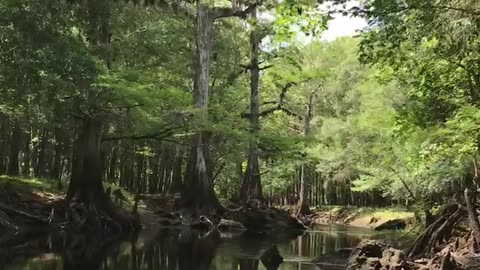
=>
[2,225,377,270]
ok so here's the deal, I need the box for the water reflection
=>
[4,225,371,270]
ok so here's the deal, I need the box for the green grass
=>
[0,175,136,210]
[0,175,64,193]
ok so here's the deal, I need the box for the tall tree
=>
[240,6,263,203]
[182,0,255,213]
[296,88,318,215]
[66,0,140,233]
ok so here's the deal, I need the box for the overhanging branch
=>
[102,126,178,142]
[212,3,258,19]
[242,80,307,119]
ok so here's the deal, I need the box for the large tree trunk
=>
[183,132,220,212]
[182,2,221,214]
[240,7,263,203]
[66,117,138,233]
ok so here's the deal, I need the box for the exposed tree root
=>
[66,198,140,235]
[392,190,480,269]
[408,204,466,258]
[0,202,50,225]
[464,189,480,250]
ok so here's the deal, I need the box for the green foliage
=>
[3,0,479,210]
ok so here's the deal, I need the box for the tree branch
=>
[376,4,480,17]
[119,0,194,19]
[212,162,226,184]
[389,166,417,201]
[212,3,258,19]
[262,100,277,106]
[102,127,177,142]
[243,80,307,119]
[259,64,273,71]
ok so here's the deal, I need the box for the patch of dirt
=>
[308,207,413,229]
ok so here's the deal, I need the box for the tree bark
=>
[240,7,263,203]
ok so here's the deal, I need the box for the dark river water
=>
[3,225,380,270]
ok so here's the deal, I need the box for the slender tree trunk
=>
[296,165,311,215]
[149,152,160,194]
[182,2,221,213]
[136,152,145,193]
[22,129,31,177]
[30,126,39,177]
[0,119,7,175]
[169,148,184,194]
[107,143,118,182]
[35,128,49,177]
[51,140,63,187]
[240,7,263,203]
[7,120,22,176]
[296,91,316,215]
[158,147,167,194]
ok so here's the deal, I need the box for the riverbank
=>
[0,175,139,234]
[0,176,307,235]
[306,206,415,229]
[0,176,65,229]
[0,176,415,231]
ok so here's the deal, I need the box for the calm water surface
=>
[4,225,377,270]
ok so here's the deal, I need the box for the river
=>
[3,225,393,270]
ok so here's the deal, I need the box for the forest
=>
[1,0,480,269]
